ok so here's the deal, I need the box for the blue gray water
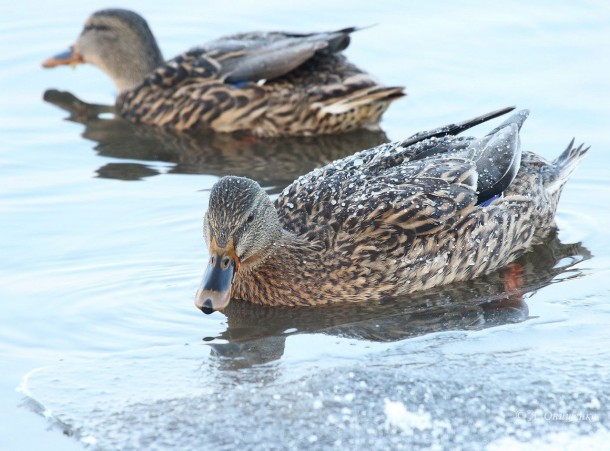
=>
[1,1,610,449]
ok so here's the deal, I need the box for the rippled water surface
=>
[2,1,610,449]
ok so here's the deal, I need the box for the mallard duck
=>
[42,9,404,136]
[194,106,588,313]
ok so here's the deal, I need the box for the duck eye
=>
[244,212,254,230]
[83,23,111,32]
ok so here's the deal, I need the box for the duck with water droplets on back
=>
[194,107,588,313]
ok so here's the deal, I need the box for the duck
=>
[42,9,405,137]
[194,106,588,313]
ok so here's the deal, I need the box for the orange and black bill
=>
[195,252,238,314]
[42,47,84,68]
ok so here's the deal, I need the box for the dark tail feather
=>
[400,106,516,148]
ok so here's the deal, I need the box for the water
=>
[1,0,610,449]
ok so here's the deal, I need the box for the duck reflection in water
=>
[43,89,390,189]
[206,230,590,370]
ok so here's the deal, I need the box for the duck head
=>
[42,9,164,93]
[196,176,283,314]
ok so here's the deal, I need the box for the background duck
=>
[42,8,405,136]
[195,107,589,313]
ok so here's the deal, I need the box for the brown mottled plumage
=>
[42,9,404,136]
[195,107,589,313]
[214,229,589,344]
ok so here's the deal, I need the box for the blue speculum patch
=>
[478,193,502,207]
[229,81,250,88]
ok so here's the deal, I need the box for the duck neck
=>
[112,44,164,93]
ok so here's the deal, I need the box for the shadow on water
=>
[44,89,390,190]
[207,230,591,369]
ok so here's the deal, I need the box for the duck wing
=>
[197,28,356,84]
[134,28,356,90]
[276,108,526,243]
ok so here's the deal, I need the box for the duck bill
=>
[42,47,84,68]
[195,247,239,314]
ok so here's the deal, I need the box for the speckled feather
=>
[221,108,588,306]
[117,31,404,136]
